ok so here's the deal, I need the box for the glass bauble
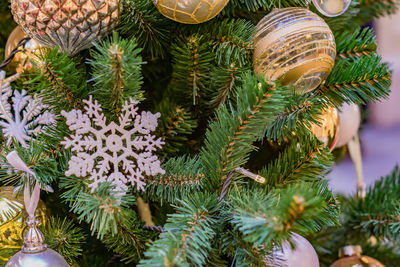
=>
[309,106,339,150]
[312,0,351,17]
[266,233,319,267]
[11,0,120,55]
[254,7,336,94]
[0,186,46,261]
[335,103,360,147]
[6,248,69,267]
[154,0,229,24]
[330,245,384,267]
[5,26,42,73]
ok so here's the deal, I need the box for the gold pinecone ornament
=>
[11,0,120,55]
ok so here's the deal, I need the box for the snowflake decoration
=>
[61,96,165,193]
[0,71,56,147]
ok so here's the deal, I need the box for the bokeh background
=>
[329,13,400,194]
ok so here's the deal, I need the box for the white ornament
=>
[0,71,56,147]
[61,96,165,193]
[336,103,360,147]
[266,233,319,267]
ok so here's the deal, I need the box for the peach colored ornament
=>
[336,103,360,147]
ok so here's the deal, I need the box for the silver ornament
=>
[6,216,69,267]
[312,0,351,17]
[267,233,319,267]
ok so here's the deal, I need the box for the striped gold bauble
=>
[254,8,336,94]
[153,0,229,24]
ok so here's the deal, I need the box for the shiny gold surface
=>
[5,26,42,73]
[254,8,336,94]
[11,0,120,55]
[330,255,385,267]
[0,187,46,261]
[309,106,339,150]
[154,0,229,24]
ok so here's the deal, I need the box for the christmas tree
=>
[0,0,400,266]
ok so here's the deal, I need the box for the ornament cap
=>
[22,216,47,253]
[339,245,362,258]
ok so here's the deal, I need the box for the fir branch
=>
[29,48,86,112]
[170,34,214,105]
[154,100,198,157]
[144,156,203,203]
[343,165,400,240]
[88,33,143,119]
[335,27,377,61]
[139,193,219,266]
[118,0,172,59]
[70,183,136,239]
[317,54,391,105]
[102,210,157,264]
[0,139,59,186]
[43,217,85,265]
[202,19,255,67]
[356,0,400,23]
[200,73,288,191]
[260,135,333,189]
[208,64,248,109]
[225,0,309,14]
[265,92,327,141]
[229,184,335,248]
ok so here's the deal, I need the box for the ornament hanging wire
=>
[0,36,31,69]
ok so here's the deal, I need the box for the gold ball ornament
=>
[5,26,42,73]
[153,0,229,24]
[330,245,384,267]
[11,0,120,55]
[312,0,352,17]
[309,106,339,151]
[254,8,336,94]
[0,186,46,260]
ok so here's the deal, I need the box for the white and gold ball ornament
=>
[310,106,339,150]
[11,0,120,55]
[312,0,351,17]
[266,233,319,267]
[254,7,336,94]
[5,26,42,73]
[154,0,229,24]
[335,103,360,147]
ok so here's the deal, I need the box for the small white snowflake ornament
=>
[61,96,165,193]
[0,71,56,147]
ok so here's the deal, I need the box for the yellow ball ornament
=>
[154,0,230,24]
[0,186,46,261]
[254,8,336,94]
[309,106,339,151]
[5,26,42,73]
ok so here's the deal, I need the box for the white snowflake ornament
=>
[61,96,165,193]
[0,71,56,147]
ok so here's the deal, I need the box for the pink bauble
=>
[336,103,360,147]
[268,233,319,267]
